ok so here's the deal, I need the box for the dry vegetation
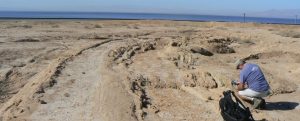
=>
[277,30,300,38]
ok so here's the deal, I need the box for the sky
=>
[1,0,300,18]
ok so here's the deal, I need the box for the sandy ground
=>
[0,20,300,121]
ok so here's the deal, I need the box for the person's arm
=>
[237,81,245,91]
[238,70,246,91]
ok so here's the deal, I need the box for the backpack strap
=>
[230,91,247,109]
[230,90,255,121]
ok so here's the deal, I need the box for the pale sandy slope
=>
[0,20,299,121]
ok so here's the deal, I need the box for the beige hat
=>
[235,59,246,69]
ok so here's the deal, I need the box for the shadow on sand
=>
[264,101,299,110]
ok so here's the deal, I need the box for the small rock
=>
[155,110,160,114]
[82,72,86,74]
[70,79,76,83]
[29,59,35,63]
[64,93,70,97]
[244,53,260,60]
[40,100,47,104]
[170,42,180,47]
[191,47,213,56]
[207,96,213,100]
[19,109,24,113]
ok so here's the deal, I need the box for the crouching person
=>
[234,59,271,109]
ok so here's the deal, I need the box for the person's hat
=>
[235,59,246,69]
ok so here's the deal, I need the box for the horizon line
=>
[0,10,297,19]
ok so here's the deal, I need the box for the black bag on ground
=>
[219,90,255,121]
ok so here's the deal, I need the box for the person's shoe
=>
[259,99,266,109]
[253,98,262,109]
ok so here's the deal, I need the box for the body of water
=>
[0,11,298,25]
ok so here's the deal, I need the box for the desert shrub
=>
[22,25,32,28]
[127,26,139,29]
[84,26,91,29]
[229,37,255,45]
[228,37,240,42]
[278,30,300,38]
[94,24,102,28]
[52,25,60,28]
[242,39,254,44]
[15,38,40,42]
[215,27,228,30]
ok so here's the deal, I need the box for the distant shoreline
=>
[0,17,299,26]
[0,11,295,20]
[0,11,298,25]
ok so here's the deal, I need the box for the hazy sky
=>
[1,0,300,17]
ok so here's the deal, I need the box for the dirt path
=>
[27,40,135,121]
[29,44,108,120]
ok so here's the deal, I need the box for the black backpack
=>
[219,90,255,121]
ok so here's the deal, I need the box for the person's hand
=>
[231,80,239,85]
[231,80,240,91]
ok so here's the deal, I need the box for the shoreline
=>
[0,11,298,25]
[0,17,299,26]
